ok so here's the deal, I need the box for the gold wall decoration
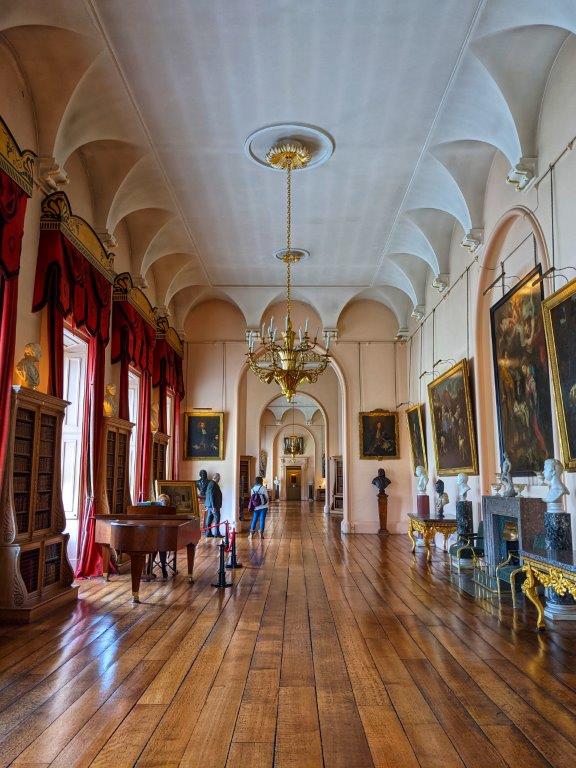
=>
[40,192,115,282]
[156,314,184,357]
[542,277,576,471]
[113,272,157,328]
[0,115,35,196]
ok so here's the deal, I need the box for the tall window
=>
[61,327,88,566]
[128,369,141,502]
[166,390,175,478]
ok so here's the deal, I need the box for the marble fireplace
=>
[482,496,545,566]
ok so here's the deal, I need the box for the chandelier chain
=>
[286,160,292,320]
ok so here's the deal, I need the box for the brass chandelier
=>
[246,140,330,402]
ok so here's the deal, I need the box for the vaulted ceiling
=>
[2,0,574,331]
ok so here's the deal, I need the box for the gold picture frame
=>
[155,480,200,516]
[183,410,224,460]
[543,277,576,470]
[427,359,478,476]
[405,403,427,474]
[359,409,400,460]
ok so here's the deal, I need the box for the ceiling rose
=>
[244,122,335,170]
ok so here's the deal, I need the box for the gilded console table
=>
[407,513,457,562]
[520,549,576,630]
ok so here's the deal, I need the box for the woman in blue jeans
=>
[248,476,269,540]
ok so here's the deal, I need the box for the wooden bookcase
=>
[238,455,255,522]
[0,386,77,622]
[96,416,133,516]
[152,431,169,490]
[331,455,344,512]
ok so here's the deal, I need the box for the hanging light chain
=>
[286,159,292,322]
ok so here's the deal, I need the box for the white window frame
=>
[61,327,89,521]
[128,369,141,502]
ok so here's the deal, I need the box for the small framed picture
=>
[155,480,200,516]
[359,410,400,460]
[183,410,224,460]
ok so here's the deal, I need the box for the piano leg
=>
[130,552,146,603]
[102,545,111,581]
[186,543,196,583]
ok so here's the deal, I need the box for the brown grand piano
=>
[95,508,201,603]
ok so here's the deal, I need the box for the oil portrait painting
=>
[359,410,399,460]
[490,266,554,475]
[184,410,224,460]
[427,359,478,475]
[543,277,576,470]
[406,404,427,474]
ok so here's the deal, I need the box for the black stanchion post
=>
[224,522,229,549]
[226,531,243,569]
[212,541,232,588]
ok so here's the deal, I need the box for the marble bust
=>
[372,468,391,496]
[543,458,570,505]
[15,343,41,390]
[415,465,428,495]
[456,472,471,501]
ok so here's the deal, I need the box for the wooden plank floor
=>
[2,503,576,767]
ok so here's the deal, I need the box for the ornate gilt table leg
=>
[522,564,545,631]
[424,529,434,562]
[408,520,417,553]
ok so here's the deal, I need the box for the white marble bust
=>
[456,472,471,501]
[415,465,428,495]
[15,343,41,390]
[543,458,570,505]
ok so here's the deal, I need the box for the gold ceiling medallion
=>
[246,137,331,402]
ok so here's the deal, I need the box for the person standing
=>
[248,476,269,540]
[205,473,222,537]
[196,469,210,536]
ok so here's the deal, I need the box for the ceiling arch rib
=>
[386,254,427,307]
[140,217,195,277]
[106,154,174,235]
[474,0,576,40]
[0,3,95,37]
[372,258,420,308]
[53,52,146,169]
[339,287,411,332]
[165,264,209,307]
[386,218,441,276]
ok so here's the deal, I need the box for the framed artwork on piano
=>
[155,480,200,516]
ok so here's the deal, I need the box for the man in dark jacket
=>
[205,473,222,537]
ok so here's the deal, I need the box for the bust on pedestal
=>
[435,479,449,519]
[372,468,391,535]
[455,472,473,535]
[415,465,429,517]
[542,458,574,620]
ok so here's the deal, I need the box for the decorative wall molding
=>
[395,326,410,341]
[506,157,538,192]
[36,156,69,194]
[411,304,425,320]
[40,192,115,282]
[0,115,35,196]
[432,273,450,293]
[461,228,483,253]
[96,229,118,250]
[156,313,184,356]
[112,272,157,327]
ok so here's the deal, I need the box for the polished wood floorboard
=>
[2,503,576,767]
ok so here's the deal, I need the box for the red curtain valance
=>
[0,170,28,279]
[111,300,156,375]
[32,229,112,343]
[153,338,184,398]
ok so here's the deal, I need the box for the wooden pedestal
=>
[377,494,389,535]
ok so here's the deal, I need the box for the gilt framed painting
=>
[543,277,576,470]
[359,410,400,460]
[490,266,554,475]
[427,359,478,476]
[183,410,224,460]
[155,480,200,516]
[406,404,427,474]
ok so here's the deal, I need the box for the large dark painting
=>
[183,410,224,460]
[543,277,576,470]
[490,266,554,475]
[427,359,478,476]
[359,410,399,460]
[406,404,427,474]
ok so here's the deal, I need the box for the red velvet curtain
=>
[172,393,181,480]
[33,229,112,396]
[33,227,112,577]
[111,300,156,498]
[75,336,106,577]
[0,170,29,482]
